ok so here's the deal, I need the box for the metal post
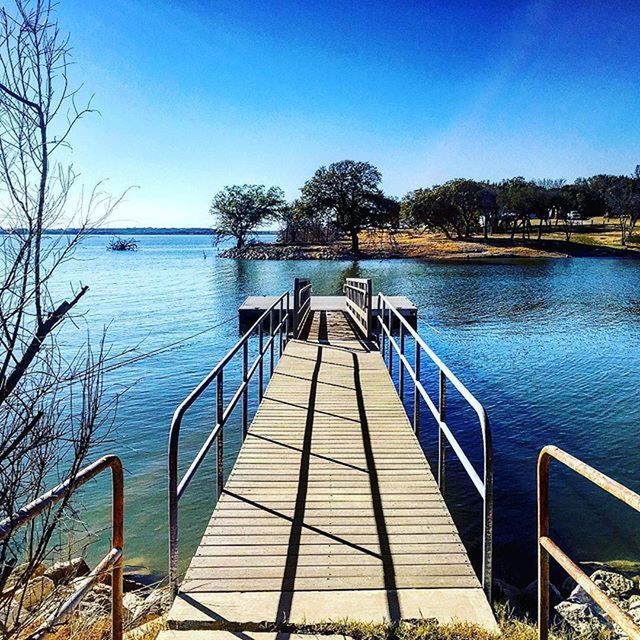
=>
[216,371,224,497]
[413,342,420,436]
[269,308,274,376]
[538,453,550,640]
[242,340,248,439]
[438,370,446,490]
[279,298,284,357]
[387,306,393,376]
[293,278,301,335]
[365,279,372,339]
[380,298,386,356]
[285,293,290,343]
[111,464,124,640]
[399,324,405,400]
[258,321,264,401]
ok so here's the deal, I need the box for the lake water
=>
[54,234,640,587]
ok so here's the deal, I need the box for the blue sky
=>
[57,0,640,227]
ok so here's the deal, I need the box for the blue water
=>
[54,235,640,585]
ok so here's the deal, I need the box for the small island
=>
[212,161,640,261]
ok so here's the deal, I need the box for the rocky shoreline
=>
[219,243,381,260]
[495,567,640,637]
[1,555,170,637]
[218,237,568,261]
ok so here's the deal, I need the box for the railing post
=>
[365,279,372,339]
[259,321,264,401]
[438,370,446,491]
[269,308,274,376]
[217,371,224,497]
[242,340,248,439]
[279,298,284,357]
[399,324,405,400]
[387,306,393,376]
[293,278,302,335]
[413,342,420,436]
[380,297,386,356]
[285,293,290,343]
[112,463,124,640]
[538,452,550,640]
[168,431,179,599]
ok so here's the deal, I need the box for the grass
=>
[35,603,587,640]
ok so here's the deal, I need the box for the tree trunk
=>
[350,229,359,253]
[537,218,543,240]
[237,235,245,249]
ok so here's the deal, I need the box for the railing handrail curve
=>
[376,292,493,600]
[0,455,124,640]
[538,446,640,640]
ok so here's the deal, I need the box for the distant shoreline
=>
[33,228,278,236]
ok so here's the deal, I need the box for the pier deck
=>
[166,312,497,632]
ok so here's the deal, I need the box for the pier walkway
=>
[165,280,496,636]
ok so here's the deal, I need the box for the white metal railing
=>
[377,293,493,600]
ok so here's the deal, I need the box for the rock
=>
[561,575,577,596]
[520,579,562,614]
[123,613,167,639]
[17,575,55,611]
[593,570,635,598]
[123,592,147,625]
[46,557,90,585]
[493,578,521,610]
[3,561,45,593]
[124,587,171,628]
[555,569,640,637]
[555,600,611,636]
[567,570,635,607]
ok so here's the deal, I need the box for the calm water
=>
[54,235,640,586]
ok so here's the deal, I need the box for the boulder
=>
[123,586,171,628]
[555,600,611,636]
[520,578,562,614]
[3,561,45,593]
[21,575,55,611]
[123,592,147,625]
[493,578,521,610]
[46,557,90,585]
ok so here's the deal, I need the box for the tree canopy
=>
[300,160,390,252]
[211,184,286,248]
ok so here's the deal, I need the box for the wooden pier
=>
[165,280,496,638]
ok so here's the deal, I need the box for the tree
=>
[568,178,604,220]
[300,160,388,252]
[605,175,637,245]
[401,186,460,238]
[0,1,123,635]
[277,198,336,245]
[210,184,286,248]
[497,178,547,240]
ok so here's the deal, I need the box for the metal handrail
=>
[0,455,124,640]
[538,446,640,640]
[343,278,372,338]
[168,291,291,598]
[376,293,493,600]
[294,280,312,337]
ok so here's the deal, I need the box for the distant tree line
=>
[211,162,640,251]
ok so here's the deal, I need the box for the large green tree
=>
[300,160,389,252]
[497,178,548,239]
[402,180,495,239]
[211,184,286,248]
